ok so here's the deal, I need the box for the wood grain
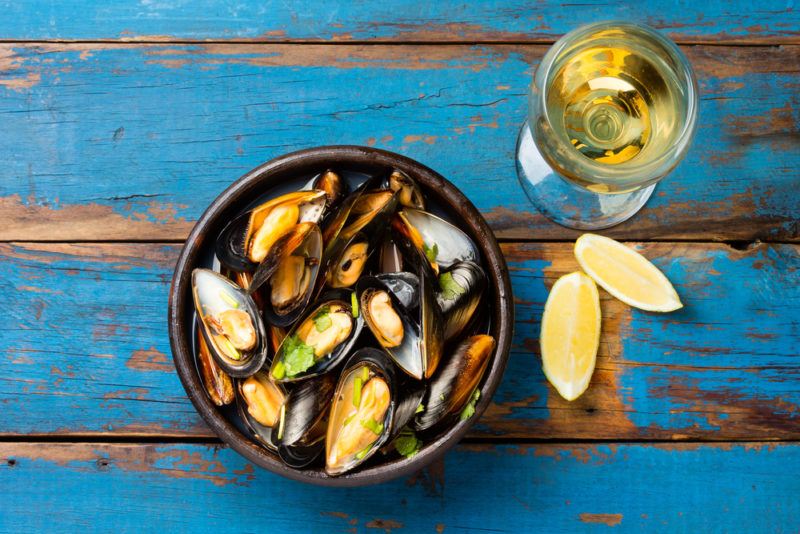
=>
[1,1,798,44]
[0,43,798,242]
[1,442,798,531]
[3,241,797,439]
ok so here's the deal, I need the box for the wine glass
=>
[516,21,698,230]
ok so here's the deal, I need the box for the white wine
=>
[516,22,698,229]
[531,28,692,193]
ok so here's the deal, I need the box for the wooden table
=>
[2,3,799,531]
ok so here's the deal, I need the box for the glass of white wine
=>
[516,21,698,229]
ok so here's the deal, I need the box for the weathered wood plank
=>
[1,442,798,531]
[1,1,798,44]
[3,241,798,439]
[1,43,797,242]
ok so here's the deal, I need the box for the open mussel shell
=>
[414,335,496,432]
[391,208,479,278]
[249,221,321,296]
[215,190,327,272]
[261,223,323,327]
[268,291,363,383]
[275,373,336,468]
[313,170,348,209]
[191,268,268,378]
[358,277,423,380]
[320,175,382,252]
[375,271,419,310]
[386,170,425,210]
[378,239,404,273]
[236,371,288,451]
[195,327,235,406]
[436,260,486,342]
[325,232,373,289]
[325,348,397,476]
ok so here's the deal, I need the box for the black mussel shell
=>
[386,169,425,210]
[414,335,495,431]
[436,260,486,342]
[261,223,323,327]
[192,268,268,378]
[378,239,404,273]
[376,271,419,310]
[325,348,398,476]
[279,374,336,448]
[313,170,348,209]
[268,290,363,383]
[236,372,287,451]
[321,175,382,253]
[249,222,320,296]
[391,208,479,278]
[278,442,324,469]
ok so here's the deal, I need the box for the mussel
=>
[259,222,323,326]
[192,268,268,377]
[375,271,419,310]
[196,328,234,406]
[269,293,362,382]
[327,234,370,288]
[436,260,486,342]
[358,275,443,380]
[387,170,425,210]
[325,349,396,476]
[237,371,287,449]
[391,208,479,277]
[313,170,347,209]
[216,190,327,272]
[275,373,336,468]
[414,335,495,431]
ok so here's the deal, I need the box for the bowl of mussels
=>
[168,146,513,486]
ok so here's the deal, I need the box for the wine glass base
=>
[515,121,656,230]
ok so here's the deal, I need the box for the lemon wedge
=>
[575,233,683,312]
[540,272,601,401]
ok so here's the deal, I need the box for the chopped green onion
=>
[361,366,369,382]
[355,444,373,460]
[219,337,241,361]
[415,403,425,414]
[271,360,286,380]
[360,418,384,435]
[351,291,359,317]
[219,290,239,308]
[353,377,363,407]
[276,404,286,440]
[342,412,356,427]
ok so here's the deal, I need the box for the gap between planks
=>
[0,39,793,47]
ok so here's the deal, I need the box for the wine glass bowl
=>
[517,21,699,229]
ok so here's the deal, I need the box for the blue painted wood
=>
[0,1,798,43]
[3,241,797,439]
[0,43,797,241]
[1,442,798,531]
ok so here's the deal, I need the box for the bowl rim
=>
[167,145,514,486]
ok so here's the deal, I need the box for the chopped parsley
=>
[360,418,384,435]
[313,306,332,332]
[459,389,481,421]
[422,242,439,263]
[438,272,466,301]
[394,428,422,458]
[280,334,316,378]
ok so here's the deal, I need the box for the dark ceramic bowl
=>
[168,146,513,486]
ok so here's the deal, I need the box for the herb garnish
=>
[280,334,315,378]
[394,427,422,458]
[351,291,359,317]
[422,242,439,263]
[313,306,332,332]
[459,389,481,421]
[219,290,239,308]
[355,443,373,460]
[438,272,466,301]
